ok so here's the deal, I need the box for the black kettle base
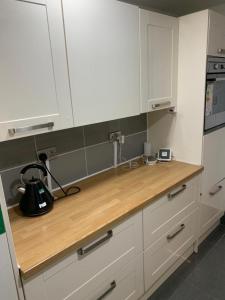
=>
[20,205,54,217]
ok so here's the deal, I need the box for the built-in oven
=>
[204,56,225,133]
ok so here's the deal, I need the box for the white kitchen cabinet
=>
[140,10,178,113]
[62,0,140,126]
[22,212,144,300]
[0,0,73,141]
[208,10,225,57]
[199,127,225,235]
[202,127,225,193]
[143,177,199,249]
[143,176,199,293]
[0,208,18,300]
[144,209,198,291]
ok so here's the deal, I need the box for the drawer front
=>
[200,178,225,212]
[143,177,199,248]
[144,209,198,291]
[202,127,225,196]
[199,202,223,237]
[66,255,144,300]
[23,212,142,300]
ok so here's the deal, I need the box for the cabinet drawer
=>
[144,209,198,291]
[202,127,225,196]
[201,178,225,212]
[23,212,142,300]
[143,177,198,248]
[65,255,144,300]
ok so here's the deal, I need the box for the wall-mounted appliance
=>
[205,56,225,133]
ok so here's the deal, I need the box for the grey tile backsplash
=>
[50,149,87,189]
[35,127,85,155]
[0,136,36,170]
[86,142,114,175]
[0,114,147,206]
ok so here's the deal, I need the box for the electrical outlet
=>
[37,147,56,160]
[109,131,122,142]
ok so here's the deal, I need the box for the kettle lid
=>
[20,164,47,185]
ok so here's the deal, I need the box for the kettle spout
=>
[17,186,26,194]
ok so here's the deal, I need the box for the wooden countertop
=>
[9,160,203,278]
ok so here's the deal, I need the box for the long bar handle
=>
[167,224,185,240]
[152,101,171,109]
[8,122,54,136]
[96,281,117,300]
[168,184,187,200]
[77,230,113,256]
[217,48,225,55]
[209,185,223,196]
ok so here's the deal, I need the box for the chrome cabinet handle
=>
[8,122,54,136]
[96,281,116,300]
[217,48,225,55]
[167,224,185,240]
[77,230,113,256]
[168,184,187,200]
[152,101,171,109]
[209,185,223,196]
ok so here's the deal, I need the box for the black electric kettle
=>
[17,164,54,217]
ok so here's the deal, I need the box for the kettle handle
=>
[20,164,47,177]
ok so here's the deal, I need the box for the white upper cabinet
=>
[0,0,73,141]
[208,10,225,57]
[62,0,140,126]
[140,10,179,113]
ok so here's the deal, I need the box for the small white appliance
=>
[158,148,172,161]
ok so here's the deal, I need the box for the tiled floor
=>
[149,224,225,300]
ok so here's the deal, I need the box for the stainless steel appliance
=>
[205,56,225,133]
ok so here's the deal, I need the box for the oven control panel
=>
[207,56,225,73]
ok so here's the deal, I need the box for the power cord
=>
[38,153,81,197]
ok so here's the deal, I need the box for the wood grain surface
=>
[9,160,203,277]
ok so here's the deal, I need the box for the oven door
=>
[205,74,225,132]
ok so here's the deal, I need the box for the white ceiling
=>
[122,0,225,16]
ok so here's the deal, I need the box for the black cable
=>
[38,153,80,197]
[43,161,81,197]
[43,161,67,196]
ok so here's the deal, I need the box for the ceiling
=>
[122,0,225,16]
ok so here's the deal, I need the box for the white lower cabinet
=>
[143,176,199,294]
[22,212,144,300]
[199,177,225,238]
[59,255,144,300]
[22,176,200,300]
[144,209,198,291]
[0,233,18,300]
[200,128,225,238]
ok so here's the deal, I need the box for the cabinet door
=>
[0,0,73,141]
[199,178,225,239]
[140,10,178,112]
[144,209,198,291]
[62,0,140,126]
[200,127,225,237]
[0,211,18,300]
[208,10,225,57]
[202,127,225,196]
